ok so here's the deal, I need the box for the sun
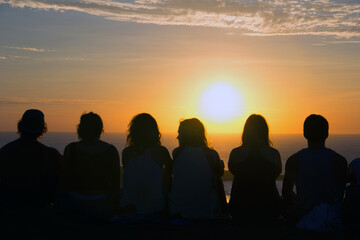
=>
[198,82,244,123]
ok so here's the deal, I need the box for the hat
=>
[18,109,45,135]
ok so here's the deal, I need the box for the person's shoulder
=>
[122,145,134,155]
[287,151,301,164]
[172,147,182,157]
[327,148,347,163]
[350,158,360,168]
[261,147,280,157]
[0,138,20,152]
[229,146,249,160]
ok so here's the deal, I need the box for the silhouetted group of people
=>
[1,109,359,232]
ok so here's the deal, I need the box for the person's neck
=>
[307,141,326,150]
[20,136,38,141]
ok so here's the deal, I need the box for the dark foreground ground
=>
[1,218,359,240]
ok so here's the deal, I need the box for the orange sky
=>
[1,2,360,134]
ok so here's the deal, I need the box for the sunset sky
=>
[0,0,360,134]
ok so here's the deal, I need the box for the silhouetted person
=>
[61,112,120,220]
[349,158,360,184]
[343,158,360,225]
[168,118,226,219]
[120,113,172,216]
[282,114,347,222]
[0,109,61,221]
[228,114,281,223]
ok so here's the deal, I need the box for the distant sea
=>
[1,132,359,197]
[1,132,359,168]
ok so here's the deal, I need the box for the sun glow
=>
[198,82,244,123]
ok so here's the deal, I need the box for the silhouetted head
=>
[177,118,208,147]
[242,114,271,148]
[126,113,161,147]
[18,109,47,139]
[77,112,104,141]
[303,114,329,142]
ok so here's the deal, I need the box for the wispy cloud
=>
[0,56,7,60]
[1,0,360,38]
[0,96,122,105]
[2,46,47,52]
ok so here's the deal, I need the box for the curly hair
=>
[126,113,161,148]
[177,118,209,147]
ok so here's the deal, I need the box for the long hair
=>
[126,113,161,148]
[77,112,104,141]
[242,114,271,148]
[178,118,209,147]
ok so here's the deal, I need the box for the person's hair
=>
[178,118,209,147]
[242,114,271,148]
[126,113,161,147]
[77,112,104,141]
[17,109,47,139]
[303,114,329,141]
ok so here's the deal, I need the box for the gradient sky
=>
[0,0,360,134]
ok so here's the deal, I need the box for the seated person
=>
[228,114,281,222]
[349,158,360,184]
[120,113,172,216]
[61,112,120,220]
[168,118,226,220]
[0,109,61,219]
[282,114,348,221]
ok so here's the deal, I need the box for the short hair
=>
[242,114,271,148]
[303,114,329,141]
[17,109,47,138]
[77,112,104,141]
[178,118,208,147]
[126,113,161,147]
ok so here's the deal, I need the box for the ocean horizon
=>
[1,132,360,169]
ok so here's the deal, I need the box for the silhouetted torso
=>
[287,148,347,217]
[0,137,61,211]
[121,145,172,214]
[62,141,120,197]
[169,146,224,219]
[228,146,281,219]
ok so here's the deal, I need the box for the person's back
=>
[229,146,281,218]
[121,145,171,214]
[228,114,281,221]
[289,148,347,216]
[0,109,61,217]
[168,118,225,220]
[61,112,120,220]
[120,113,172,216]
[63,141,119,196]
[169,146,219,219]
[282,114,347,222]
[0,138,60,210]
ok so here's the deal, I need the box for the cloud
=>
[1,0,360,38]
[2,46,47,52]
[0,97,122,105]
[0,56,7,60]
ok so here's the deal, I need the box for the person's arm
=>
[348,159,359,184]
[160,146,173,195]
[228,148,240,176]
[110,146,121,211]
[282,153,299,202]
[273,149,282,178]
[60,143,75,193]
[333,153,348,195]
